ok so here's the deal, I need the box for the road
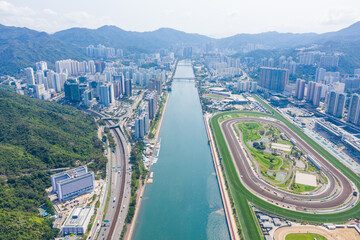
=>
[221,117,356,210]
[85,109,129,240]
[88,92,144,239]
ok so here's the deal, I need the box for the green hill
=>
[0,90,106,239]
[0,24,86,76]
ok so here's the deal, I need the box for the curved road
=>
[221,117,355,210]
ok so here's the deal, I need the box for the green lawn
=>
[206,94,226,99]
[210,96,360,240]
[291,183,316,193]
[285,233,327,240]
[237,122,282,171]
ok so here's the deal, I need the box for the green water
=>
[132,60,230,240]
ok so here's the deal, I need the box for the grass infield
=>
[210,95,360,240]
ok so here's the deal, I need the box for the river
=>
[132,60,230,240]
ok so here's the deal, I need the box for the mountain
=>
[218,31,318,50]
[0,89,106,239]
[316,21,360,42]
[218,21,360,50]
[1,21,360,76]
[0,24,86,76]
[53,25,212,52]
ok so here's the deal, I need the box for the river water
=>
[132,60,230,240]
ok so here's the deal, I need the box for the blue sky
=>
[1,0,360,37]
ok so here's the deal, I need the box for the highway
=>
[221,117,356,211]
[88,92,144,239]
[86,110,129,240]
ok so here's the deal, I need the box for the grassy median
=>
[210,98,360,240]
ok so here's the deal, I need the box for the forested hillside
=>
[0,90,106,239]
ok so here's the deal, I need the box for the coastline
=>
[125,91,170,240]
[204,113,240,240]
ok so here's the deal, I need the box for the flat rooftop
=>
[51,166,88,179]
[62,207,93,228]
[295,171,317,187]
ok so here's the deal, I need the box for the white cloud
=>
[322,9,360,26]
[0,1,34,16]
[0,1,113,32]
[227,10,240,18]
[43,8,57,16]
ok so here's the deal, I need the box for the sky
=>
[1,0,360,38]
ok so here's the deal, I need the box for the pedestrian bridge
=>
[173,77,196,80]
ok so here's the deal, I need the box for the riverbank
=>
[125,91,170,240]
[204,113,240,240]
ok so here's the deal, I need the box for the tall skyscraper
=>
[326,91,346,118]
[146,93,158,119]
[326,91,338,116]
[113,74,125,99]
[348,94,360,125]
[135,113,149,139]
[320,56,339,67]
[64,79,81,102]
[25,67,35,86]
[99,83,115,106]
[315,68,326,82]
[34,84,45,99]
[35,70,46,85]
[306,81,315,102]
[155,79,162,95]
[259,67,289,91]
[312,83,322,107]
[295,79,306,100]
[83,90,94,107]
[124,79,132,98]
[334,93,346,118]
[36,61,48,71]
[299,52,315,65]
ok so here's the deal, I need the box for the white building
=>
[61,207,94,235]
[99,83,115,106]
[50,166,94,202]
[135,113,150,139]
[25,67,35,85]
[34,84,45,99]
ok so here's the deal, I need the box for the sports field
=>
[209,95,360,240]
[285,233,327,240]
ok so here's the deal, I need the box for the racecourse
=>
[222,117,354,210]
[210,109,360,240]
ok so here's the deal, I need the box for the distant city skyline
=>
[1,0,360,38]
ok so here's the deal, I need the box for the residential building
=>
[135,113,149,139]
[34,84,45,99]
[25,67,35,85]
[320,55,339,67]
[124,79,132,97]
[99,83,115,106]
[259,67,289,91]
[295,79,306,100]
[326,91,346,118]
[348,94,360,125]
[146,92,158,119]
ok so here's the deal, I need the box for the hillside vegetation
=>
[0,24,86,76]
[0,90,106,239]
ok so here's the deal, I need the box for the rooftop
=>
[62,207,93,228]
[51,166,88,179]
